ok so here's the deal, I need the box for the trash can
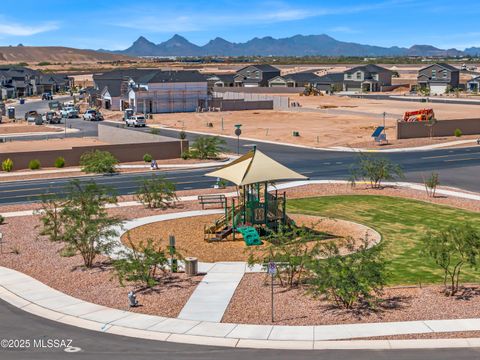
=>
[7,107,15,120]
[185,257,198,276]
[35,115,43,125]
[19,98,25,105]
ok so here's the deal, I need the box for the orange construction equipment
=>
[403,109,435,122]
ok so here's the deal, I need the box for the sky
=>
[1,0,480,50]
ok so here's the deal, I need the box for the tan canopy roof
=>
[205,149,308,186]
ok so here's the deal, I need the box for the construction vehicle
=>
[302,84,323,96]
[402,109,435,122]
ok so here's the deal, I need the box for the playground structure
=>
[203,148,307,245]
[403,108,435,122]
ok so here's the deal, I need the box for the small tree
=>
[2,158,13,172]
[136,176,177,209]
[248,225,325,288]
[350,153,404,189]
[37,195,65,242]
[143,153,153,163]
[422,224,480,296]
[185,136,226,160]
[59,181,121,268]
[424,117,437,139]
[179,130,187,155]
[113,237,169,288]
[80,150,118,174]
[308,237,387,309]
[423,172,440,198]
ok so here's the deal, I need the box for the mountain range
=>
[110,34,480,57]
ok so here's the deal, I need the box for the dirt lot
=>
[139,94,480,149]
[0,137,107,153]
[0,122,63,135]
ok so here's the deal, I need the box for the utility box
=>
[7,106,15,119]
[185,257,198,276]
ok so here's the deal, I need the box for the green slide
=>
[237,226,262,246]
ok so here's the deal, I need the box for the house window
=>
[431,70,436,79]
[443,70,448,78]
[346,74,352,79]
[356,72,362,80]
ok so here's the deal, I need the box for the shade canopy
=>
[205,149,308,186]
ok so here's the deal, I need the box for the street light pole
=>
[234,124,242,155]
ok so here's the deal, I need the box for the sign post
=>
[267,261,277,323]
[234,124,242,155]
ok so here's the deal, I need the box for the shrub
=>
[308,237,387,309]
[0,214,4,225]
[113,237,170,288]
[28,159,41,170]
[80,150,118,174]
[37,61,51,66]
[186,136,226,160]
[2,158,13,172]
[136,176,177,209]
[350,153,404,189]
[179,130,187,140]
[37,195,65,242]
[423,172,440,198]
[454,128,463,137]
[422,223,480,296]
[143,153,153,163]
[54,157,65,168]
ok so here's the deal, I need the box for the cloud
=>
[329,26,360,34]
[0,20,58,36]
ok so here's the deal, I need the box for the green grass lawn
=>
[287,195,480,286]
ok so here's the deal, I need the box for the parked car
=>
[63,100,74,107]
[83,109,103,121]
[125,115,146,127]
[25,110,39,122]
[60,107,78,118]
[42,92,53,101]
[48,101,61,110]
[42,111,61,124]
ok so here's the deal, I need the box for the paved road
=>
[1,300,480,360]
[11,96,73,117]
[0,126,480,204]
[349,93,480,106]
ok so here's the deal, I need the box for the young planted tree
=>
[422,224,480,296]
[136,175,177,209]
[423,172,440,198]
[350,153,404,189]
[184,136,226,160]
[37,195,65,242]
[80,150,118,174]
[59,181,121,268]
[113,238,169,288]
[308,237,387,309]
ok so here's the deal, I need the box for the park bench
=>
[198,194,226,209]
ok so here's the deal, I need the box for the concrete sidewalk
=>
[2,266,480,349]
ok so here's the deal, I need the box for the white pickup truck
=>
[125,115,146,127]
[60,107,79,118]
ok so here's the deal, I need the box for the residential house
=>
[235,64,280,87]
[342,64,393,92]
[466,76,480,93]
[35,74,72,94]
[205,73,235,89]
[417,63,460,95]
[268,72,323,88]
[314,73,345,93]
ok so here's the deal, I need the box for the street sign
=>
[267,261,277,275]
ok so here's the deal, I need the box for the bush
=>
[423,172,439,198]
[54,157,65,168]
[179,130,187,140]
[2,158,13,172]
[113,238,170,288]
[308,237,387,309]
[350,153,404,189]
[136,176,177,209]
[80,150,118,174]
[422,223,480,296]
[185,136,226,160]
[0,214,4,225]
[143,153,153,163]
[454,128,462,137]
[37,61,51,66]
[28,159,41,170]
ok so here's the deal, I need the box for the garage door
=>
[430,84,447,95]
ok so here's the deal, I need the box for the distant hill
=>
[110,34,470,57]
[0,46,133,63]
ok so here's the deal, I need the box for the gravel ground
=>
[0,211,202,318]
[222,273,480,326]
